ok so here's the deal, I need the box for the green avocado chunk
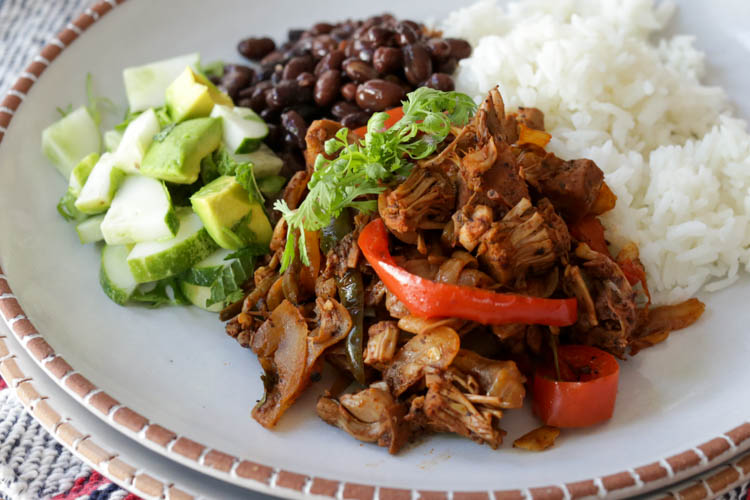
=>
[140,117,222,184]
[190,175,272,250]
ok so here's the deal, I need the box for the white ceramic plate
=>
[1,1,750,499]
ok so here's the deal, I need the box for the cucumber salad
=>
[42,53,284,311]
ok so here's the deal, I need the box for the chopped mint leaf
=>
[257,175,286,197]
[130,278,189,308]
[202,250,256,308]
[200,60,224,80]
[208,146,265,203]
[57,189,86,222]
[56,103,73,118]
[85,73,116,127]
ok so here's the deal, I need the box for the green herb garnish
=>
[130,278,190,308]
[199,60,225,80]
[56,189,85,222]
[56,103,73,118]
[85,73,116,127]
[202,146,264,203]
[274,88,477,271]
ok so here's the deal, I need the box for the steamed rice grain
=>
[442,0,750,304]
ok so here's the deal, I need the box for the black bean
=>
[270,70,283,85]
[343,40,358,58]
[373,46,402,74]
[437,58,458,75]
[384,74,410,92]
[423,73,455,92]
[330,26,352,42]
[238,37,276,60]
[296,72,316,88]
[314,70,342,107]
[311,22,334,35]
[402,19,421,30]
[248,81,273,112]
[283,55,314,80]
[260,107,279,122]
[237,86,256,99]
[394,22,418,46]
[281,110,308,149]
[352,24,370,40]
[284,46,311,60]
[343,59,378,84]
[265,123,283,150]
[314,50,345,76]
[358,48,375,63]
[266,79,301,109]
[341,82,358,102]
[224,64,254,79]
[366,26,393,47]
[237,97,253,108]
[290,104,323,122]
[312,35,338,59]
[288,29,305,42]
[331,101,361,119]
[381,14,398,25]
[355,79,405,111]
[426,38,452,62]
[402,43,432,86]
[260,50,286,68]
[220,65,255,99]
[341,111,370,129]
[445,38,472,60]
[293,37,314,54]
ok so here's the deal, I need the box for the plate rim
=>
[1,1,750,498]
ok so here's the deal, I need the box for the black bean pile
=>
[211,14,472,176]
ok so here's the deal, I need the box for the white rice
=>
[441,0,750,304]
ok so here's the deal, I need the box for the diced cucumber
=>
[178,281,223,312]
[180,248,235,285]
[231,143,283,178]
[257,175,286,196]
[115,108,160,174]
[101,175,179,245]
[211,105,268,154]
[68,153,99,197]
[42,107,101,179]
[100,244,138,305]
[127,208,218,283]
[104,129,123,152]
[76,214,105,244]
[75,153,126,214]
[123,53,200,112]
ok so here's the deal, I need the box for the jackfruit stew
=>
[222,86,704,453]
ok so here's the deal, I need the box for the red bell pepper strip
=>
[533,345,620,427]
[569,215,609,255]
[358,219,578,326]
[353,107,405,138]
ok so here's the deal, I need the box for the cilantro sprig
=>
[274,88,477,271]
